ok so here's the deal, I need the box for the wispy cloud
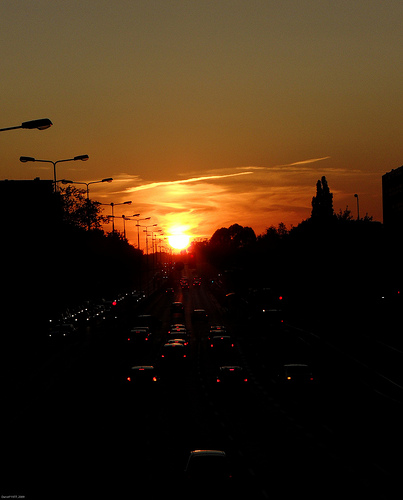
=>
[123,171,253,193]
[276,156,331,167]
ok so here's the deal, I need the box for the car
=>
[192,277,201,286]
[210,335,234,349]
[184,450,232,483]
[171,302,184,315]
[192,309,208,321]
[167,328,188,340]
[168,324,187,334]
[126,327,152,344]
[216,366,248,385]
[125,365,159,385]
[160,342,188,361]
[48,323,77,339]
[208,325,227,339]
[166,338,189,347]
[209,325,226,332]
[277,364,314,385]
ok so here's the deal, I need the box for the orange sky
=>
[1,1,402,249]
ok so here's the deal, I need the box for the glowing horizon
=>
[1,1,400,248]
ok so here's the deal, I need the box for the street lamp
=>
[134,216,150,250]
[100,200,132,232]
[354,194,360,221]
[20,154,89,192]
[142,224,157,256]
[61,177,113,199]
[1,118,52,132]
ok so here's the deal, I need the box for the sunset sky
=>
[1,1,402,249]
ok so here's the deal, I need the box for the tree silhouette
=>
[59,185,107,230]
[311,176,333,220]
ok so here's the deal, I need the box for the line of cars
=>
[47,291,146,341]
[208,326,316,393]
[207,326,248,388]
[123,325,190,388]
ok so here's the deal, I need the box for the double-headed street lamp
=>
[61,177,113,199]
[1,118,52,132]
[20,154,89,192]
[100,201,132,233]
[121,214,140,239]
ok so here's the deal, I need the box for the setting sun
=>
[168,233,190,250]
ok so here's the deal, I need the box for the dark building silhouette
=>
[382,166,403,230]
[0,178,60,234]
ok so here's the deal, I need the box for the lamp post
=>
[20,154,89,192]
[1,118,52,132]
[61,177,113,199]
[354,194,360,221]
[134,217,150,250]
[151,229,163,271]
[120,214,140,242]
[121,214,140,239]
[100,200,132,232]
[142,224,157,256]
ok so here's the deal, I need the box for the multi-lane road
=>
[3,268,402,499]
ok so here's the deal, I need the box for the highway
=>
[3,266,402,499]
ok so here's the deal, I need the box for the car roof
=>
[189,450,226,457]
[284,363,309,368]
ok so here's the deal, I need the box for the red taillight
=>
[152,377,157,382]
[161,354,165,358]
[210,344,213,347]
[139,368,144,371]
[183,354,187,358]
[243,378,248,382]
[127,338,131,341]
[231,344,234,347]
[126,377,131,382]
[216,378,221,383]
[229,368,234,371]
[310,377,314,381]
[112,300,117,306]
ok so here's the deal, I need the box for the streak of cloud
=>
[276,156,331,167]
[123,171,253,193]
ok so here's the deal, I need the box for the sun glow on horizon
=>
[168,233,190,250]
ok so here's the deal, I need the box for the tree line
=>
[190,176,401,324]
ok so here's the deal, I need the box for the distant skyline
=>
[1,1,402,247]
